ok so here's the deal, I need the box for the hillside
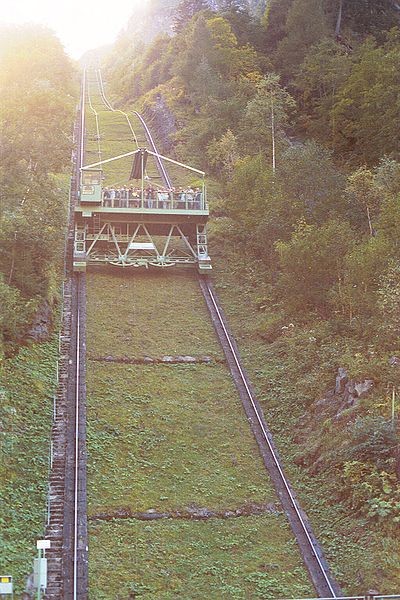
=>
[97,0,400,592]
[0,25,77,593]
[1,0,400,596]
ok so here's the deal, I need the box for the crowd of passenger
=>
[102,185,203,209]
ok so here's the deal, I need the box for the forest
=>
[0,25,76,357]
[100,0,400,531]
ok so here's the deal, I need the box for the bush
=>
[345,415,398,466]
[275,219,354,316]
[342,460,400,524]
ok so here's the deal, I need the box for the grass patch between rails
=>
[0,341,57,595]
[87,362,275,514]
[86,73,196,190]
[86,269,314,596]
[86,270,222,359]
[89,516,313,599]
[86,77,163,186]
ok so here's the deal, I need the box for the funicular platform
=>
[73,148,212,272]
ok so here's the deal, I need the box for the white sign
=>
[37,540,51,550]
[128,242,156,251]
[0,575,13,594]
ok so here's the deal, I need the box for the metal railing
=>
[101,191,205,211]
[282,593,400,600]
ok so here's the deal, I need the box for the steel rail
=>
[201,280,338,598]
[86,73,102,164]
[95,69,140,148]
[73,296,80,600]
[79,69,86,178]
[282,597,400,600]
[131,109,173,189]
[96,68,172,189]
[94,68,158,186]
[72,70,86,600]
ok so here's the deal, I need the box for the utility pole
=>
[392,386,396,429]
[271,96,276,174]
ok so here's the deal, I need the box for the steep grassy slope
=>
[0,341,57,595]
[89,517,310,600]
[85,270,314,598]
[210,237,400,594]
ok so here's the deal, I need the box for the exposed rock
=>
[89,502,279,522]
[142,95,176,152]
[343,380,357,406]
[335,367,348,394]
[89,354,219,365]
[354,380,374,399]
[307,367,374,424]
[26,300,52,342]
[389,356,400,367]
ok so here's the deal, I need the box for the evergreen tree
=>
[262,0,294,51]
[219,0,249,14]
[274,0,330,80]
[174,0,211,32]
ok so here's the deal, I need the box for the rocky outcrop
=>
[142,95,176,153]
[311,367,374,419]
[26,300,53,342]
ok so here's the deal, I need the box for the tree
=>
[294,38,352,144]
[337,0,399,40]
[377,260,400,343]
[262,0,294,51]
[278,141,346,223]
[346,167,381,236]
[207,129,240,179]
[275,219,354,316]
[374,157,400,198]
[225,153,298,263]
[333,235,392,321]
[332,33,400,164]
[174,0,210,32]
[244,74,296,167]
[274,0,330,81]
[219,0,249,13]
[0,25,75,350]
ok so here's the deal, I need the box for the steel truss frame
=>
[74,221,210,269]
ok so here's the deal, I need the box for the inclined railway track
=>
[44,73,87,600]
[45,67,341,599]
[95,68,172,188]
[90,67,342,597]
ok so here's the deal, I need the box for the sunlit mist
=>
[0,0,148,59]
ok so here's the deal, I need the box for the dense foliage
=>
[0,26,76,357]
[100,0,400,528]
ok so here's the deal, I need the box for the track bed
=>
[85,270,314,598]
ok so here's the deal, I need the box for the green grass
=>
[86,270,222,358]
[0,341,57,595]
[89,517,313,599]
[86,269,314,597]
[85,71,200,191]
[87,362,275,514]
[209,238,400,594]
[86,75,163,187]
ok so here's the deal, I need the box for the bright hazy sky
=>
[0,0,145,59]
